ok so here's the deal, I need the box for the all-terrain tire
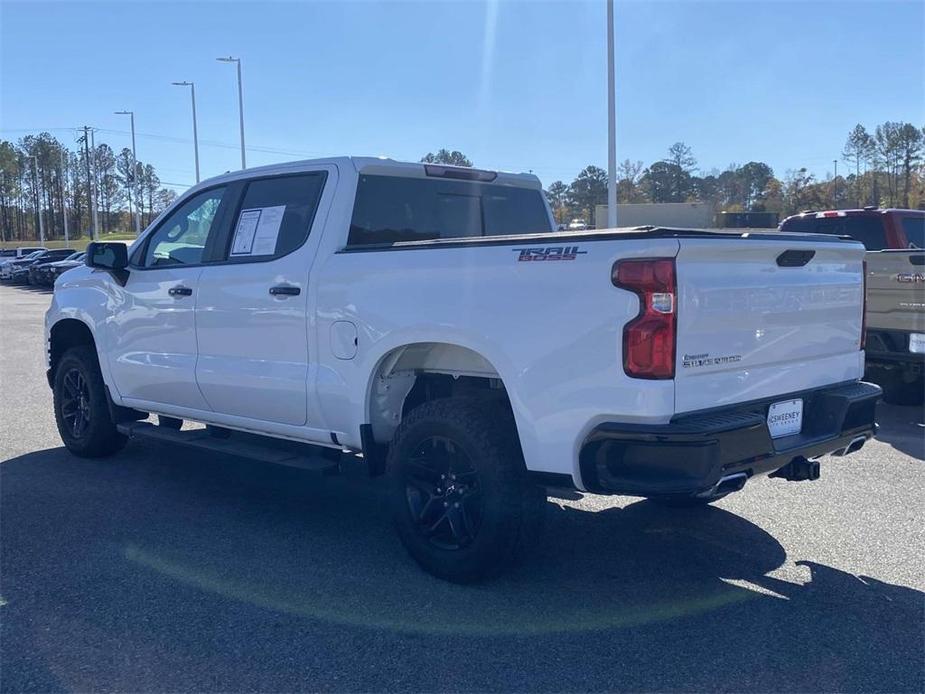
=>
[388,398,544,583]
[53,345,127,458]
[879,370,924,406]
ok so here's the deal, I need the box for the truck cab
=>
[779,208,925,250]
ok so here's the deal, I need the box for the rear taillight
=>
[613,258,677,379]
[860,259,867,350]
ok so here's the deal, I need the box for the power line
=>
[1,126,327,160]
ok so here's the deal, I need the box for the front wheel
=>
[388,398,544,583]
[53,346,127,458]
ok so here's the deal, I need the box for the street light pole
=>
[115,110,142,235]
[217,56,246,169]
[606,0,618,229]
[172,81,200,183]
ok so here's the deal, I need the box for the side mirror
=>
[86,242,129,285]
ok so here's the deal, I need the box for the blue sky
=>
[2,0,923,191]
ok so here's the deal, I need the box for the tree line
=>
[0,132,179,243]
[549,121,923,226]
[427,121,925,227]
[5,123,921,243]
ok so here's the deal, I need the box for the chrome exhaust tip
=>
[833,435,868,457]
[697,472,748,499]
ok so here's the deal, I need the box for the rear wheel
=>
[388,398,544,583]
[878,369,924,406]
[53,346,126,458]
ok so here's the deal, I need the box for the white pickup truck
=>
[46,157,880,582]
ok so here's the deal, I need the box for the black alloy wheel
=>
[404,435,483,550]
[60,367,92,439]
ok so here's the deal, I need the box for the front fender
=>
[46,268,122,401]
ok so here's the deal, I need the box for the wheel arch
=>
[48,318,98,386]
[365,341,519,446]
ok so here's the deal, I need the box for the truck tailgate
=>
[674,237,865,413]
[865,250,925,334]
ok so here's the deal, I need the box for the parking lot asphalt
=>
[1,282,923,693]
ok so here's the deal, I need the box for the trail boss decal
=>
[514,246,587,262]
[896,272,924,283]
[682,353,743,369]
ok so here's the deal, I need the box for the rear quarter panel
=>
[311,237,680,479]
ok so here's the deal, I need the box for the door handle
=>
[168,286,193,297]
[269,285,301,296]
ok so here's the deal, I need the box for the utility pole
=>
[0,170,6,243]
[18,160,25,240]
[217,57,246,169]
[89,127,100,237]
[28,156,45,244]
[81,126,97,241]
[172,81,200,182]
[833,159,838,208]
[606,0,618,228]
[115,110,142,234]
[60,149,70,247]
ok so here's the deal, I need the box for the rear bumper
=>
[579,381,881,496]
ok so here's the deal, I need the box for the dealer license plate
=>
[909,333,925,354]
[767,399,803,439]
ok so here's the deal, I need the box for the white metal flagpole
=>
[606,0,618,229]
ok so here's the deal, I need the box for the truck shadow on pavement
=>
[871,402,925,460]
[1,442,922,693]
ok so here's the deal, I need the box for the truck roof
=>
[782,207,925,224]
[187,156,543,192]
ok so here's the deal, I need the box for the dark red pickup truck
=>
[779,207,924,250]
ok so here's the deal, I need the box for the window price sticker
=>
[230,206,285,256]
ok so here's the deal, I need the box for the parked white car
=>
[45,157,880,581]
[0,246,47,261]
[1,249,46,279]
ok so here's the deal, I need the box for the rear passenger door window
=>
[224,173,327,261]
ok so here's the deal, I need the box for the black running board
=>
[117,421,340,474]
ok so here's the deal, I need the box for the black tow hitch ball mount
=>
[770,456,821,482]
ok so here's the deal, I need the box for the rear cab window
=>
[782,215,887,250]
[348,174,552,247]
[900,216,924,249]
